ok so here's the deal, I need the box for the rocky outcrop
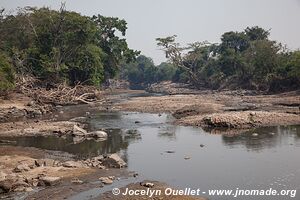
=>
[202,111,300,128]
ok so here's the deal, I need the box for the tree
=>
[156,62,176,81]
[0,6,139,87]
[0,52,14,95]
[219,31,249,53]
[156,35,215,88]
[91,15,140,79]
[156,26,299,91]
[245,26,270,41]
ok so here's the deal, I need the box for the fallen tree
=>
[16,75,104,105]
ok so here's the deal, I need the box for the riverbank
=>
[0,89,208,199]
[0,87,299,199]
[115,89,300,129]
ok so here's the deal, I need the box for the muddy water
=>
[1,111,300,200]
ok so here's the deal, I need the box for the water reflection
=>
[222,125,300,151]
[158,125,177,141]
[1,111,300,199]
[0,129,130,159]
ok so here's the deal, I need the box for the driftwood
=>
[16,76,104,105]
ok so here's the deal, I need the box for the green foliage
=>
[91,15,140,79]
[157,26,300,91]
[285,51,300,78]
[0,53,14,94]
[67,44,104,85]
[245,26,270,41]
[0,6,138,87]
[121,55,176,86]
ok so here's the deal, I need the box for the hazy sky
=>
[2,0,300,64]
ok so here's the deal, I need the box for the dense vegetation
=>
[156,27,300,91]
[0,5,299,94]
[0,5,139,94]
[120,55,176,88]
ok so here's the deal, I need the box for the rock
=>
[184,156,191,160]
[99,177,113,185]
[0,172,7,182]
[13,164,30,173]
[92,161,101,167]
[25,187,33,192]
[35,159,55,167]
[134,121,141,124]
[98,165,105,169]
[0,179,14,192]
[133,173,139,178]
[88,131,108,138]
[62,161,84,168]
[140,182,154,188]
[73,125,87,136]
[200,144,205,147]
[102,154,126,168]
[252,133,259,137]
[26,178,39,187]
[92,155,104,161]
[12,180,30,191]
[71,178,83,184]
[39,176,61,186]
[13,186,27,192]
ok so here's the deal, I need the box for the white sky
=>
[1,0,300,64]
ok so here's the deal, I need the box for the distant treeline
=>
[154,27,300,92]
[0,5,139,94]
[120,55,177,88]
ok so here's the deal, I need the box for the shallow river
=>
[2,110,300,200]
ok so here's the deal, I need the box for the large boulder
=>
[102,154,126,168]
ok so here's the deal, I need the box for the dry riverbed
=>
[0,87,299,199]
[0,90,207,199]
[115,90,300,129]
